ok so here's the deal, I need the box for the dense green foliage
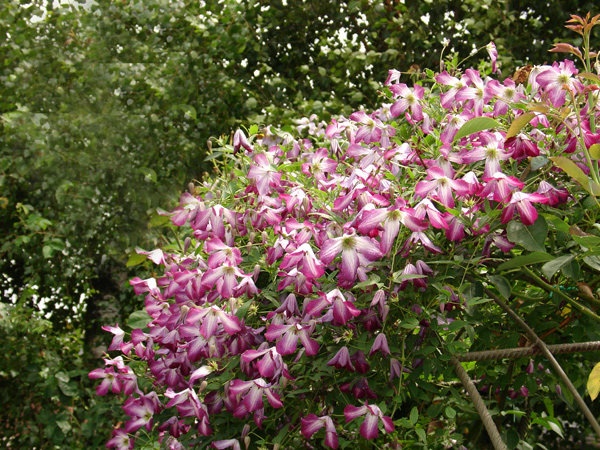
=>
[1,0,599,447]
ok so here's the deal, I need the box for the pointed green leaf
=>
[541,254,575,279]
[127,310,152,329]
[497,251,553,271]
[579,72,600,84]
[507,217,547,252]
[506,112,536,139]
[583,255,600,272]
[587,362,600,400]
[454,117,501,142]
[126,252,147,267]
[590,144,600,160]
[573,235,600,249]
[550,156,600,196]
[409,406,419,425]
[488,275,512,299]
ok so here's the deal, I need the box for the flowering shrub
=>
[92,15,600,449]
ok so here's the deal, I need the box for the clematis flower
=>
[369,333,391,356]
[201,264,245,299]
[123,392,162,433]
[344,403,395,440]
[435,71,469,109]
[164,388,212,436]
[389,83,424,121]
[106,429,134,450]
[480,172,524,203]
[458,131,510,179]
[102,324,133,355]
[501,191,549,225]
[485,78,525,116]
[320,232,383,286]
[265,320,319,356]
[279,242,325,280]
[349,110,395,147]
[241,346,291,380]
[455,69,488,116]
[88,356,138,396]
[301,414,339,449]
[233,129,253,153]
[535,60,584,107]
[212,439,241,450]
[414,166,470,209]
[227,378,283,419]
[327,346,355,371]
[486,41,499,74]
[205,237,242,267]
[247,153,282,196]
[357,201,428,254]
[536,180,569,206]
[304,289,361,325]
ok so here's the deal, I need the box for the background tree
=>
[0,0,598,447]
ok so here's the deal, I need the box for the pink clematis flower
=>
[344,403,395,440]
[88,356,138,396]
[349,110,395,147]
[389,83,425,121]
[201,264,245,299]
[123,392,162,434]
[369,333,391,356]
[486,42,499,74]
[265,320,319,356]
[164,388,212,436]
[536,180,569,206]
[327,346,355,371]
[106,429,134,450]
[320,232,383,286]
[357,201,428,254]
[212,439,241,450]
[233,129,253,153]
[414,166,470,209]
[227,378,283,419]
[304,289,361,325]
[301,414,339,449]
[535,60,584,107]
[102,324,133,355]
[247,153,282,196]
[501,191,549,225]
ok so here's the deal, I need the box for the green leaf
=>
[453,117,501,142]
[541,254,575,279]
[497,251,553,271]
[573,235,600,249]
[550,156,600,196]
[505,112,535,139]
[140,167,157,183]
[235,299,254,319]
[588,362,600,400]
[58,380,79,397]
[488,275,511,299]
[126,252,147,267]
[127,310,152,329]
[583,255,600,272]
[409,406,419,426]
[543,214,570,233]
[590,144,600,160]
[579,72,600,84]
[445,406,456,419]
[507,217,548,252]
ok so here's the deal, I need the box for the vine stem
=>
[450,356,507,450]
[520,266,600,320]
[484,287,600,439]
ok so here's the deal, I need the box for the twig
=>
[450,356,507,450]
[484,287,600,439]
